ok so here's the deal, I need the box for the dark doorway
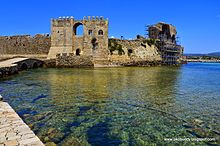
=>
[76,49,81,56]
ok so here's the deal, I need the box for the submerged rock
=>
[47,128,56,135]
[32,94,48,103]
[46,128,65,143]
[28,123,34,129]
[32,111,52,122]
[61,137,82,146]
[192,119,204,125]
[44,136,50,143]
[45,142,57,146]
[182,123,193,129]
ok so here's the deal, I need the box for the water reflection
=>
[36,67,182,145]
[0,65,218,145]
[45,67,180,111]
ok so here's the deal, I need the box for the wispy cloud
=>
[216,14,220,18]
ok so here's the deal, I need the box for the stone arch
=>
[98,30,104,35]
[20,63,28,70]
[33,62,38,68]
[76,49,81,56]
[73,22,84,36]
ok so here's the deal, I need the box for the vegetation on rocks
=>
[108,39,125,55]
[142,38,156,47]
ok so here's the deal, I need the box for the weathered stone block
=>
[4,140,18,146]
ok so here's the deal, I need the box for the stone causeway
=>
[0,101,44,146]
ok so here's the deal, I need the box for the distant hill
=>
[184,52,220,57]
[184,53,205,56]
[207,52,220,57]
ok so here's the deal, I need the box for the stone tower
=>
[148,22,177,43]
[148,22,183,65]
[47,16,109,60]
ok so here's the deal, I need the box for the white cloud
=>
[216,14,220,18]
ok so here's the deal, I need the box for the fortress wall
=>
[56,53,94,67]
[109,38,162,61]
[0,34,51,58]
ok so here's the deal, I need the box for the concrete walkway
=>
[0,101,44,146]
[0,58,28,68]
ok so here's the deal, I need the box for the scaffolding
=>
[145,25,151,38]
[145,23,183,65]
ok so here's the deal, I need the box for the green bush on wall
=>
[108,39,125,55]
[143,38,156,47]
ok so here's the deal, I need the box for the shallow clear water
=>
[0,63,220,146]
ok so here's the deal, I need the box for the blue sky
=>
[0,0,219,53]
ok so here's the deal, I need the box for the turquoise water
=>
[0,63,220,146]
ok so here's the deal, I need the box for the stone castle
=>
[0,16,184,67]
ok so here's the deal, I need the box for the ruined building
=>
[0,16,183,67]
[47,16,163,67]
[47,16,109,65]
[148,22,184,64]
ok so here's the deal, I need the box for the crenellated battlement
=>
[51,16,108,27]
[51,17,74,26]
[83,16,108,21]
[51,16,108,22]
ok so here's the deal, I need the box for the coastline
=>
[186,59,220,63]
